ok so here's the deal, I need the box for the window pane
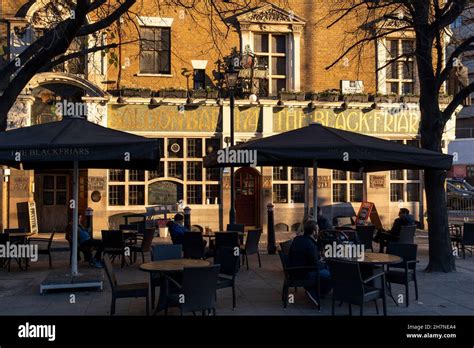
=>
[187,138,202,158]
[333,183,347,203]
[109,169,125,182]
[350,171,363,180]
[390,183,404,202]
[168,138,183,158]
[56,176,67,190]
[402,40,414,55]
[168,162,183,179]
[148,181,183,205]
[390,170,404,180]
[402,83,414,94]
[158,50,170,74]
[140,51,155,74]
[273,184,288,203]
[387,62,398,79]
[402,61,414,79]
[333,170,347,180]
[407,183,420,202]
[388,40,398,57]
[194,69,206,90]
[273,167,288,181]
[187,185,202,204]
[407,170,420,180]
[129,170,145,181]
[350,183,363,202]
[388,82,399,94]
[291,167,305,181]
[140,27,155,50]
[43,192,54,205]
[149,162,165,180]
[56,191,67,205]
[291,184,305,203]
[187,161,203,181]
[43,176,54,190]
[129,185,145,205]
[254,33,269,53]
[206,185,220,204]
[272,56,286,76]
[205,138,220,154]
[206,167,220,181]
[272,79,286,94]
[272,35,286,53]
[109,185,125,206]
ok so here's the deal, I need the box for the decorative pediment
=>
[237,4,306,26]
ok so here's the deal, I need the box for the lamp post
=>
[225,69,239,225]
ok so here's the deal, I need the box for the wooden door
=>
[235,168,260,227]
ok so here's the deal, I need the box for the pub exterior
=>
[0,1,457,235]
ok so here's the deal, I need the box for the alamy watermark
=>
[0,242,38,262]
[217,148,257,167]
[324,242,365,261]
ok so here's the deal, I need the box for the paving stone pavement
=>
[0,232,473,316]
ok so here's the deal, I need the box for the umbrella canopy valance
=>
[0,117,160,170]
[203,122,453,172]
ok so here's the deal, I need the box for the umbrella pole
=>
[71,160,79,276]
[313,160,318,220]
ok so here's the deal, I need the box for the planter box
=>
[280,91,306,101]
[206,91,219,99]
[122,89,152,98]
[343,94,369,103]
[401,96,419,103]
[159,90,188,98]
[374,95,399,103]
[316,94,340,102]
[192,90,207,98]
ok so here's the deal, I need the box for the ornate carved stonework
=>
[248,8,292,22]
[237,4,306,27]
[7,100,29,130]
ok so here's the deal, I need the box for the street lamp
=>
[225,69,239,225]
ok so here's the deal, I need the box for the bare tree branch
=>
[442,81,474,121]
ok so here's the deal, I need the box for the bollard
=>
[85,207,94,239]
[184,206,192,230]
[267,203,276,254]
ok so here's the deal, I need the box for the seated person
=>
[375,208,415,252]
[67,213,103,267]
[167,213,188,245]
[316,206,333,231]
[288,219,332,308]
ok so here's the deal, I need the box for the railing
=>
[456,128,474,139]
[447,196,474,223]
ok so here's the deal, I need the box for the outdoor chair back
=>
[279,240,293,255]
[355,225,375,251]
[399,225,416,244]
[180,265,220,314]
[102,230,125,250]
[327,259,364,299]
[152,244,183,261]
[183,231,206,259]
[140,228,155,253]
[244,229,262,255]
[227,223,245,244]
[215,231,239,249]
[462,223,474,258]
[386,243,417,270]
[214,246,239,277]
[4,228,26,234]
[103,256,118,288]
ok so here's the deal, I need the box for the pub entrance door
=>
[235,167,260,227]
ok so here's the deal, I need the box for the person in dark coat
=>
[375,208,415,251]
[288,219,332,308]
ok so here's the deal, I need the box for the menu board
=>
[356,202,383,230]
[16,201,38,234]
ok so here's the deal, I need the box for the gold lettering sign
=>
[369,175,386,189]
[318,175,331,189]
[235,107,262,133]
[108,105,222,132]
[273,108,421,135]
[88,176,107,191]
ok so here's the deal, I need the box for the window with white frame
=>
[332,170,364,203]
[108,137,220,207]
[272,167,305,204]
[254,33,287,96]
[385,38,416,95]
[390,139,421,202]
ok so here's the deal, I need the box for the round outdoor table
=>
[202,232,245,240]
[353,252,402,265]
[140,259,210,315]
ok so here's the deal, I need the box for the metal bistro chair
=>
[398,225,416,244]
[183,232,206,259]
[164,265,220,316]
[385,242,419,307]
[129,228,155,264]
[355,225,376,252]
[278,250,321,310]
[4,228,27,271]
[279,240,293,255]
[149,244,183,309]
[240,228,262,270]
[462,223,474,259]
[327,259,387,316]
[28,230,56,269]
[214,232,240,262]
[101,230,127,268]
[214,246,240,309]
[227,223,245,244]
[103,257,149,316]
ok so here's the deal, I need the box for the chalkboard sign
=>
[16,201,38,234]
[28,201,39,234]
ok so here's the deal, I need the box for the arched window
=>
[148,181,183,206]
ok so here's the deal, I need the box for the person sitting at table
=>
[66,213,103,268]
[374,208,415,252]
[316,206,333,231]
[167,213,188,245]
[288,219,332,308]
